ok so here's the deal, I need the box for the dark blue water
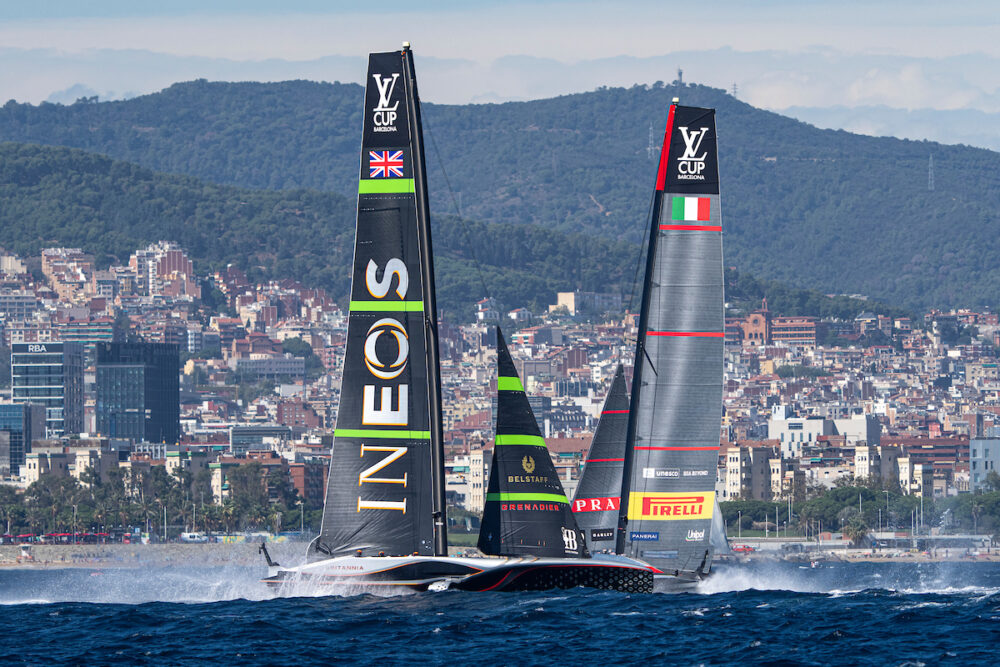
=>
[3,560,1000,665]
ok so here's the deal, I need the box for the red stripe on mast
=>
[659,224,722,232]
[654,105,676,192]
[647,330,724,338]
[635,446,721,451]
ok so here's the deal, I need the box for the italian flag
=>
[671,196,711,222]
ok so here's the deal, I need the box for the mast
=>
[310,48,439,561]
[401,43,448,557]
[615,100,724,572]
[573,364,630,553]
[615,105,674,555]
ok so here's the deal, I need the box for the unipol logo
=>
[685,529,706,542]
[561,527,578,553]
[372,73,400,132]
[676,126,709,179]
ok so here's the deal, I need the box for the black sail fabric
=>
[572,365,629,553]
[310,50,436,560]
[478,328,588,558]
[618,105,724,574]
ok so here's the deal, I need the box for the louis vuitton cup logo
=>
[676,126,709,179]
[372,73,400,132]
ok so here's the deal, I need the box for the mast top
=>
[672,97,680,104]
[402,41,411,51]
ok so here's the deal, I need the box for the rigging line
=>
[422,114,494,303]
[621,183,658,362]
[624,188,657,319]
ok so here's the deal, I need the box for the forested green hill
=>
[0,141,892,321]
[2,80,999,308]
[0,142,640,317]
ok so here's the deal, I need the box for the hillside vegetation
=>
[0,142,639,317]
[3,80,999,308]
[0,141,893,320]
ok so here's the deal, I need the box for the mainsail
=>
[311,47,446,560]
[572,364,629,553]
[478,328,588,558]
[616,104,724,574]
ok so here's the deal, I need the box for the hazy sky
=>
[2,1,998,136]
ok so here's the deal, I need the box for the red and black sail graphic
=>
[572,364,628,552]
[478,328,588,558]
[310,48,445,560]
[617,105,724,574]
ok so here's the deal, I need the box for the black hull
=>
[453,561,654,593]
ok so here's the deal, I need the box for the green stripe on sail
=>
[671,196,685,220]
[494,434,546,447]
[349,300,424,312]
[486,492,568,504]
[335,428,431,440]
[496,376,524,392]
[359,179,415,194]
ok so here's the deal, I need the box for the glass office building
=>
[11,342,84,437]
[96,342,179,444]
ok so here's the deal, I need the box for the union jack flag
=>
[369,150,405,178]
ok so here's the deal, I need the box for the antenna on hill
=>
[731,82,738,98]
[647,122,655,160]
[928,154,935,191]
[676,68,684,86]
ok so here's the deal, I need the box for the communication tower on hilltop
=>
[647,122,655,160]
[676,68,683,85]
[928,154,935,191]
[731,82,738,98]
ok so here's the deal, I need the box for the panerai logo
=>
[676,126,709,179]
[372,73,400,132]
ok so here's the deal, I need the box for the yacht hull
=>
[453,559,655,593]
[263,554,657,593]
[262,555,491,592]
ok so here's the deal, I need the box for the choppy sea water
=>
[2,559,999,665]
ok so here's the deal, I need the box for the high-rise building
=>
[11,342,85,437]
[96,342,179,444]
[0,403,46,476]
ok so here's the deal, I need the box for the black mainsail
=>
[615,104,724,575]
[572,364,629,553]
[478,328,588,558]
[310,46,446,560]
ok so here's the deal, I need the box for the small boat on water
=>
[262,44,654,593]
[571,101,728,591]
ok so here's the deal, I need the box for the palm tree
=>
[843,517,870,547]
[92,500,109,534]
[269,509,283,536]
[222,500,236,535]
